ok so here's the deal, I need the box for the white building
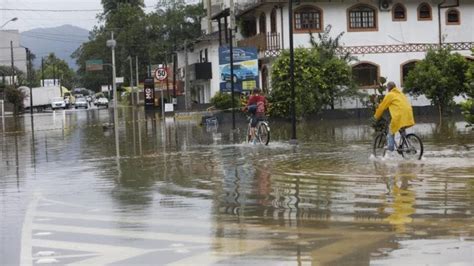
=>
[177,0,473,106]
[0,30,28,84]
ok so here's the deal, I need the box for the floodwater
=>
[1,108,473,265]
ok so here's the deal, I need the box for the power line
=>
[0,8,102,12]
[0,6,156,12]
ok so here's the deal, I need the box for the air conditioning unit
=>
[379,0,392,11]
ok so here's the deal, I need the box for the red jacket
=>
[247,94,266,114]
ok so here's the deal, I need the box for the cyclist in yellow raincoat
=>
[373,81,415,152]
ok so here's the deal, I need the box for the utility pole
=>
[26,48,33,115]
[106,31,119,158]
[184,40,190,111]
[206,0,212,34]
[129,56,134,106]
[165,55,170,100]
[10,41,15,86]
[41,57,44,86]
[229,28,235,130]
[229,0,236,130]
[53,63,56,85]
[135,56,139,106]
[289,0,297,144]
[173,52,177,102]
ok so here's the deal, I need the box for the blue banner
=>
[219,47,258,93]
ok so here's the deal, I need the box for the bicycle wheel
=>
[400,133,423,160]
[246,124,252,143]
[257,122,270,145]
[373,133,386,157]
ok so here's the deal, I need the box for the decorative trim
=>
[336,42,474,55]
[261,42,474,58]
[264,50,281,57]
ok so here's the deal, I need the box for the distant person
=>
[373,81,415,154]
[244,88,267,144]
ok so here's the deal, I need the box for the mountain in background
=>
[21,25,90,71]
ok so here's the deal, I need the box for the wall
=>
[0,30,27,74]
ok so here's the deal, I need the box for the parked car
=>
[221,64,255,83]
[50,97,66,110]
[96,97,109,108]
[75,97,88,109]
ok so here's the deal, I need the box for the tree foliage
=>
[269,26,356,118]
[210,92,240,110]
[0,66,26,86]
[404,48,470,117]
[73,1,204,93]
[35,53,76,89]
[465,48,474,98]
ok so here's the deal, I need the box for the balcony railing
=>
[237,32,281,54]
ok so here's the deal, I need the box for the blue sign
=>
[219,47,258,92]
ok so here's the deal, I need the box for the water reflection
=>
[374,162,419,233]
[0,109,473,264]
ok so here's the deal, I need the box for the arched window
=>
[259,13,266,34]
[347,4,377,31]
[294,6,323,32]
[418,3,432,21]
[352,62,379,87]
[392,3,406,21]
[401,60,418,86]
[270,8,277,33]
[446,8,460,25]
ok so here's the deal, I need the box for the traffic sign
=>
[154,66,168,81]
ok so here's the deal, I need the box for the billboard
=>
[219,47,258,93]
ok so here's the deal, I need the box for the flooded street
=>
[1,108,473,265]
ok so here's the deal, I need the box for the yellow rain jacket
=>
[374,87,415,134]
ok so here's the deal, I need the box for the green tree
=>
[270,26,356,118]
[73,2,204,94]
[4,85,26,114]
[36,53,76,89]
[0,66,26,86]
[465,48,474,98]
[404,48,469,119]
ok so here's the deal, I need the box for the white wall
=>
[0,30,27,74]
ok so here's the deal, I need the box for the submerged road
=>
[1,108,473,265]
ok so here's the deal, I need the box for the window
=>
[392,3,406,21]
[352,63,379,87]
[270,8,277,33]
[418,3,432,21]
[259,13,266,34]
[347,4,377,31]
[294,6,323,32]
[446,9,460,25]
[401,61,418,86]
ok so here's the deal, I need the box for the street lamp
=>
[0,17,18,29]
[106,32,119,158]
[288,0,297,144]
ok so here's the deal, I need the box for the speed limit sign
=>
[154,66,168,81]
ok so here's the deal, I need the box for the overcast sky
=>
[1,0,200,32]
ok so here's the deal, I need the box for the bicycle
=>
[246,116,270,145]
[372,118,424,160]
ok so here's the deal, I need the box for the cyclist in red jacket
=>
[245,88,267,144]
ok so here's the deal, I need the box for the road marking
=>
[31,239,149,265]
[20,192,41,266]
[32,223,212,244]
